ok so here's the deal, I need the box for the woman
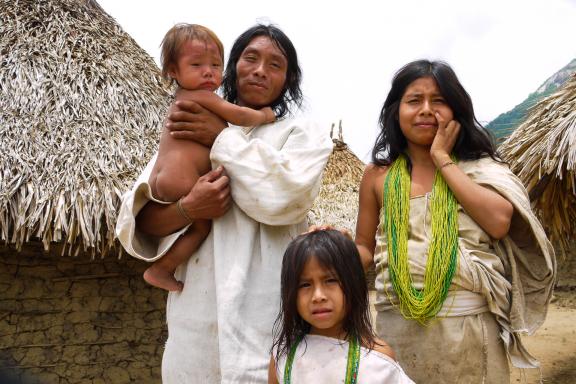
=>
[355,60,555,383]
[116,24,332,383]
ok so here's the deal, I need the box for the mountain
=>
[487,58,576,139]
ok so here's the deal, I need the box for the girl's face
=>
[398,76,454,148]
[296,256,347,339]
[169,39,223,91]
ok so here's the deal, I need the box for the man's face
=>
[235,36,288,108]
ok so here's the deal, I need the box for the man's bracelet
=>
[176,198,194,223]
[440,160,455,169]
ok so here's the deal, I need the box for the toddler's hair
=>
[160,23,224,82]
[272,230,376,359]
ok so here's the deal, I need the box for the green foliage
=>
[487,89,555,139]
[487,58,576,140]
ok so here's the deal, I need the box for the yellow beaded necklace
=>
[382,154,459,324]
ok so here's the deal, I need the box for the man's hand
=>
[166,89,227,146]
[179,166,231,220]
[305,225,353,240]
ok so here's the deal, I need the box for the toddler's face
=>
[169,39,223,91]
[296,256,347,339]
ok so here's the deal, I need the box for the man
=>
[116,24,332,383]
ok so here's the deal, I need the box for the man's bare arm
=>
[136,167,231,236]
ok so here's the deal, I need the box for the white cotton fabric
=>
[115,118,333,383]
[435,290,488,317]
[275,334,415,384]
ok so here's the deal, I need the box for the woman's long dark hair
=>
[271,230,376,360]
[221,24,303,119]
[372,59,498,166]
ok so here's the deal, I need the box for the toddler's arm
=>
[179,89,276,127]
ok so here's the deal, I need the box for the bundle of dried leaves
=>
[0,0,171,256]
[308,121,365,236]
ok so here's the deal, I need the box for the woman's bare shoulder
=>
[371,337,397,361]
[363,163,390,179]
[361,164,390,197]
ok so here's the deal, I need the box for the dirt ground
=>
[510,289,576,383]
[509,253,576,384]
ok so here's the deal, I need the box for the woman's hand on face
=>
[166,90,227,147]
[430,112,461,167]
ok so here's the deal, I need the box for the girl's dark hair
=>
[221,24,303,119]
[372,59,498,166]
[271,230,376,359]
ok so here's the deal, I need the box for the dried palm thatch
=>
[0,0,172,257]
[499,72,576,255]
[308,121,366,236]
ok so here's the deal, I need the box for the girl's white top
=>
[115,118,333,383]
[275,334,415,384]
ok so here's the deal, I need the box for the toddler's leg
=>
[143,220,212,291]
[151,169,196,203]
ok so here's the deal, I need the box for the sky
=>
[97,0,576,161]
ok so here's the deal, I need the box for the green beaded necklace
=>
[283,335,360,384]
[382,154,458,324]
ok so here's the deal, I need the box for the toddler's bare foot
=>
[143,264,183,292]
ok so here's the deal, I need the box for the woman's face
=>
[235,36,288,108]
[398,76,454,147]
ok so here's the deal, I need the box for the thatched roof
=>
[0,0,171,256]
[308,121,366,236]
[499,72,576,254]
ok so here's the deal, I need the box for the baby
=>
[145,24,275,291]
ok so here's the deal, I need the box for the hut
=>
[0,0,171,382]
[499,72,576,256]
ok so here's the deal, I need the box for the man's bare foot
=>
[143,264,183,292]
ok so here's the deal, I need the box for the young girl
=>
[355,60,555,383]
[144,24,276,291]
[269,230,414,384]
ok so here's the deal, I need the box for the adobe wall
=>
[0,243,167,384]
[2,240,573,384]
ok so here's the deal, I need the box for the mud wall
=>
[0,243,167,384]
